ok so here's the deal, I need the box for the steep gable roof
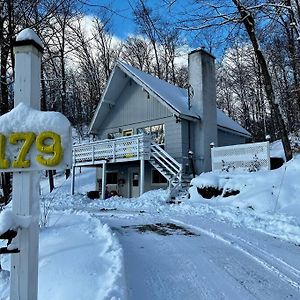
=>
[90,61,251,137]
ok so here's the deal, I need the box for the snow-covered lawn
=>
[1,156,300,299]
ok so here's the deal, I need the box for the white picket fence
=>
[211,141,270,172]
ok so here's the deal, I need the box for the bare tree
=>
[231,0,292,160]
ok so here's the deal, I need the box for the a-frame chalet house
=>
[72,49,250,199]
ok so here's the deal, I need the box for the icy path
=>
[97,211,300,300]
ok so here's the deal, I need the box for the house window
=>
[137,124,165,145]
[152,170,167,184]
[107,132,122,139]
[123,129,133,136]
[107,172,118,184]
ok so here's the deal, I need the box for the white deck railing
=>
[73,134,151,166]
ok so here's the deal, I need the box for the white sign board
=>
[211,141,270,172]
[0,103,72,172]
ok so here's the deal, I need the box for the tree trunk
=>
[232,0,293,161]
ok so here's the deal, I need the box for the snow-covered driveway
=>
[98,211,300,300]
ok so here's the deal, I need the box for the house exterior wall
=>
[94,80,185,161]
[97,81,171,136]
[218,129,248,146]
[96,161,168,198]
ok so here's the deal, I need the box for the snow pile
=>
[189,155,300,218]
[0,103,70,148]
[191,172,219,189]
[270,140,285,159]
[49,187,169,214]
[0,211,126,300]
[38,212,125,300]
[0,209,32,234]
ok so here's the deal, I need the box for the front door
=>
[129,168,139,197]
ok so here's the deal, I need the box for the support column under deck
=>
[101,163,107,200]
[71,166,76,195]
[140,159,145,196]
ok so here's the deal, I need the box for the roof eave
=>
[217,124,251,138]
[88,63,118,135]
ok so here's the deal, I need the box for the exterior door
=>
[129,168,139,197]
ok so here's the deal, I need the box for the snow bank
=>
[186,155,300,243]
[0,211,126,300]
[39,212,125,300]
[49,188,169,214]
[189,156,300,215]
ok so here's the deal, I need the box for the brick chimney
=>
[188,48,218,172]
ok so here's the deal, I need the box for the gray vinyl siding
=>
[164,117,183,162]
[95,80,184,162]
[218,129,247,146]
[104,162,168,198]
[180,119,190,164]
[97,80,172,138]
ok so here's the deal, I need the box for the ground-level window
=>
[137,124,165,145]
[106,172,118,184]
[151,169,168,184]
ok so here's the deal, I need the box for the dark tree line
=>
[1,0,299,199]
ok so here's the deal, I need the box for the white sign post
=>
[0,29,72,300]
[10,29,43,300]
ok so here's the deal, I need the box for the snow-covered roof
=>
[118,61,199,119]
[118,61,250,137]
[90,60,250,137]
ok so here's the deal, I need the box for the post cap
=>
[14,28,43,52]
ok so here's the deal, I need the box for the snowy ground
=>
[1,156,300,299]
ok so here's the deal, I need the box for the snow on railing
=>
[211,141,270,172]
[73,134,151,166]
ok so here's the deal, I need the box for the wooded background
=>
[0,0,299,198]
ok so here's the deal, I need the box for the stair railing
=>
[150,142,182,186]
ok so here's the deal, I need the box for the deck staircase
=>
[149,142,191,201]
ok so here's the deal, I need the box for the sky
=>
[83,0,230,60]
[84,0,191,38]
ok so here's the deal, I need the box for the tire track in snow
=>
[171,218,300,291]
[224,233,300,281]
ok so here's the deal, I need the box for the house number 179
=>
[0,131,63,169]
